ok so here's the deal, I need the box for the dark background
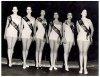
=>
[2,1,98,62]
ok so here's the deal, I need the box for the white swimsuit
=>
[49,23,61,41]
[22,17,35,39]
[35,20,46,40]
[6,15,21,38]
[63,23,74,42]
[77,19,91,41]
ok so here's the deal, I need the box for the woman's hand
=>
[33,35,36,41]
[62,37,66,44]
[18,34,21,41]
[73,41,75,46]
[90,35,93,44]
[4,34,7,40]
[46,36,49,44]
[57,37,60,44]
[30,36,33,41]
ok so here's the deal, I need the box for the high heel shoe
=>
[53,66,57,70]
[65,65,69,71]
[36,64,39,69]
[26,65,29,68]
[8,63,12,67]
[84,69,88,74]
[39,64,42,69]
[23,65,26,69]
[9,63,12,67]
[49,66,53,71]
[65,67,69,71]
[79,68,83,74]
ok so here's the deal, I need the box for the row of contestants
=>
[4,6,94,74]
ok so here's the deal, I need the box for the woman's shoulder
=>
[17,15,22,19]
[7,15,11,19]
[87,18,92,22]
[71,22,74,25]
[63,20,67,23]
[59,21,62,25]
[31,16,35,21]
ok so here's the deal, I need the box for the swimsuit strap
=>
[78,19,91,40]
[23,16,34,36]
[37,17,47,28]
[8,15,19,31]
[50,21,62,40]
[65,20,75,33]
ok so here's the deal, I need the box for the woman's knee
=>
[23,49,26,52]
[7,41,12,50]
[64,50,69,56]
[8,46,12,49]
[23,46,26,51]
[83,51,87,57]
[79,51,83,56]
[36,45,40,51]
[36,40,40,49]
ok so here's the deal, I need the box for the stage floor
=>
[1,58,98,76]
[2,64,98,76]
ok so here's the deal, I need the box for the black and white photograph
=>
[1,1,99,76]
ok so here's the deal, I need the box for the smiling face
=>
[40,10,45,16]
[81,9,87,17]
[54,12,59,19]
[12,6,18,14]
[67,12,72,20]
[26,7,32,14]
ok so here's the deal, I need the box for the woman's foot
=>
[84,69,88,74]
[23,65,26,69]
[38,63,42,67]
[36,63,39,69]
[8,62,12,67]
[26,65,29,68]
[23,65,29,69]
[53,66,57,70]
[23,62,29,69]
[79,68,83,74]
[65,65,69,71]
[49,66,53,71]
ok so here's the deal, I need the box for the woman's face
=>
[67,13,72,20]
[81,10,87,17]
[12,7,18,14]
[54,12,59,19]
[26,7,32,14]
[40,10,45,16]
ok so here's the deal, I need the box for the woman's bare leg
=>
[77,41,83,73]
[83,41,90,74]
[38,40,45,67]
[53,41,59,70]
[35,39,40,68]
[64,42,70,71]
[22,38,27,69]
[11,37,17,65]
[49,40,54,70]
[7,37,12,67]
[26,38,32,66]
[66,42,73,70]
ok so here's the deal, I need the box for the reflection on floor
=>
[2,65,98,76]
[2,58,98,76]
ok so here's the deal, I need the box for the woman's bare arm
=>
[76,21,80,33]
[48,23,52,37]
[34,19,38,36]
[89,19,94,37]
[62,23,66,38]
[4,17,9,37]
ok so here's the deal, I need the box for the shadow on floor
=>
[2,64,98,76]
